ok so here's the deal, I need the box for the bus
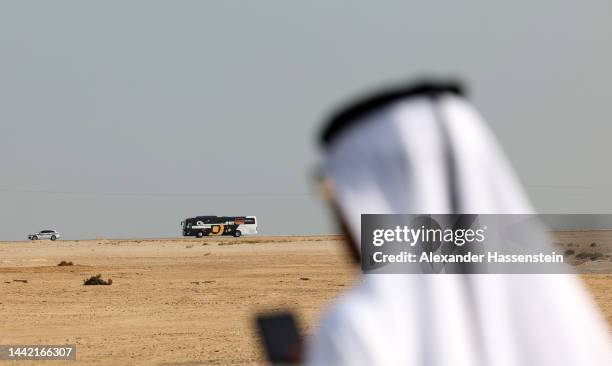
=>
[181,216,258,238]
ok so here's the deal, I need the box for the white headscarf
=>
[307,85,612,366]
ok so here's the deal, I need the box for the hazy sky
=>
[1,1,611,240]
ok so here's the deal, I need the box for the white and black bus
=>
[181,216,258,238]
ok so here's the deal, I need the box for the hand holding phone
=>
[255,312,303,365]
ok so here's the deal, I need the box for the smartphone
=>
[255,312,302,364]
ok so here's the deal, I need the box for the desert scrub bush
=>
[575,252,604,261]
[83,274,112,285]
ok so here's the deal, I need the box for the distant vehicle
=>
[28,229,61,241]
[181,216,258,238]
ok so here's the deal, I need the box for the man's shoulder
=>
[306,279,409,365]
[323,281,376,325]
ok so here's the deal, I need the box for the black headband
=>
[319,80,465,148]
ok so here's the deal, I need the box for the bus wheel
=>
[196,231,204,238]
[233,230,242,238]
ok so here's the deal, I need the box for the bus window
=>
[245,218,256,225]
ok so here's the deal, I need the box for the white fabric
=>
[307,95,612,366]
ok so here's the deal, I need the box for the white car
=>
[28,229,61,241]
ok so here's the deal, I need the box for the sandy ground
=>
[0,234,610,365]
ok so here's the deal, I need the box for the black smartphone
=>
[255,312,302,365]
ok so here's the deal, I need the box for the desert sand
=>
[0,234,610,365]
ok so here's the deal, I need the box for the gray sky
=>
[1,1,611,240]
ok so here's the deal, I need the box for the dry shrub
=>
[575,252,604,261]
[83,274,112,285]
[191,280,215,285]
[214,236,346,246]
[58,260,74,266]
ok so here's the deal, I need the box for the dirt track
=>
[0,235,610,365]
